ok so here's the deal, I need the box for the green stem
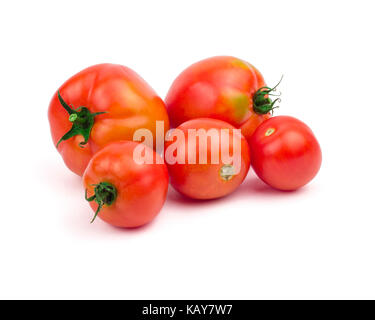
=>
[85,182,117,223]
[252,76,283,115]
[56,91,107,148]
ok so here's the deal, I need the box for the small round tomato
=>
[165,118,250,200]
[83,141,169,228]
[48,63,169,176]
[165,56,279,130]
[250,116,322,191]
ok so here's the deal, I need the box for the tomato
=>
[165,56,279,132]
[250,116,322,191]
[165,118,250,199]
[83,141,169,228]
[48,63,169,176]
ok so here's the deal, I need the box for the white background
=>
[0,0,374,299]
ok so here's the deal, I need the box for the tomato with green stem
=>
[48,63,169,176]
[83,141,169,228]
[250,116,322,191]
[165,56,281,137]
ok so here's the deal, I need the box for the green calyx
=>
[252,76,283,115]
[85,182,117,223]
[56,91,107,148]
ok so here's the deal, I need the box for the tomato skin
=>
[250,116,322,191]
[83,141,168,228]
[165,56,266,128]
[48,64,169,176]
[165,118,250,200]
[240,112,270,143]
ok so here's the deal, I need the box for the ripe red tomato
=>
[83,141,169,228]
[48,63,169,176]
[250,116,322,191]
[165,56,279,132]
[165,118,250,199]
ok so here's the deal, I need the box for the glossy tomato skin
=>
[240,112,270,143]
[250,116,322,191]
[165,118,250,200]
[165,56,267,128]
[83,141,169,228]
[48,64,169,176]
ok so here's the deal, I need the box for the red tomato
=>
[83,141,169,228]
[250,116,322,191]
[165,118,250,199]
[48,64,169,176]
[165,56,279,131]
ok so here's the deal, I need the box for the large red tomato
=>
[83,141,169,228]
[165,118,250,199]
[250,116,322,191]
[48,64,169,176]
[165,56,279,135]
